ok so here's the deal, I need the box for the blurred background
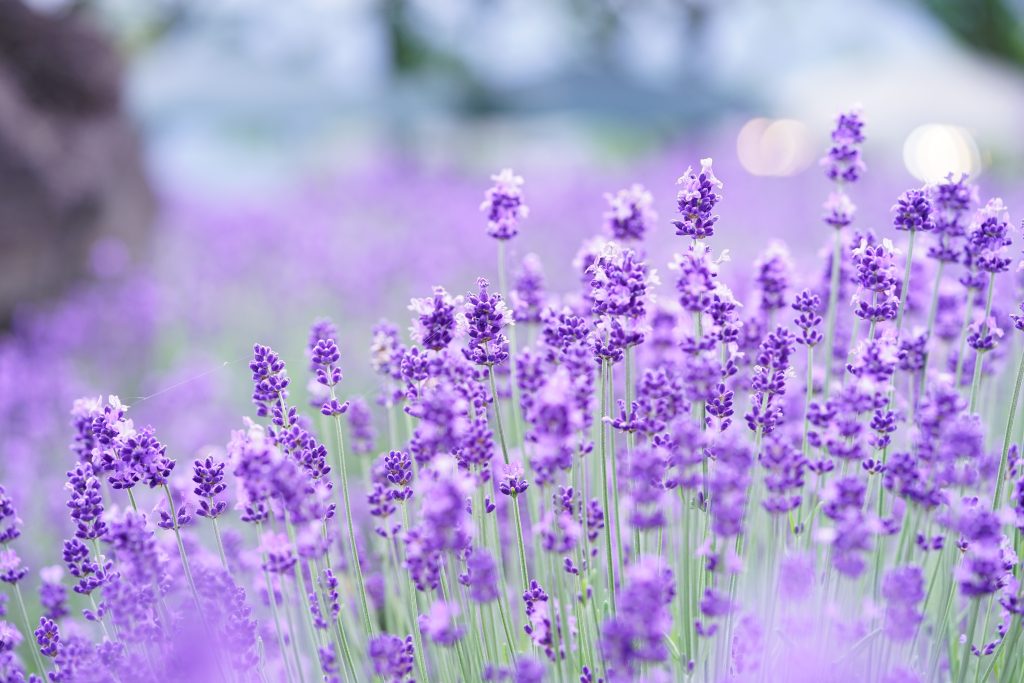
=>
[1,0,1023,498]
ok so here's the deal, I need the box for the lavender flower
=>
[482,168,528,240]
[369,633,415,682]
[821,108,866,183]
[463,278,514,366]
[604,184,656,241]
[672,158,722,240]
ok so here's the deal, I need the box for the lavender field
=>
[1,105,1024,682]
[2,2,1024,682]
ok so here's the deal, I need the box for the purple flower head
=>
[498,462,529,497]
[851,237,900,323]
[462,278,514,366]
[673,158,722,240]
[759,433,807,515]
[779,553,816,601]
[464,548,500,603]
[250,344,290,418]
[1010,302,1024,332]
[34,617,58,658]
[891,187,934,233]
[0,549,27,585]
[346,397,376,453]
[753,241,793,313]
[882,565,924,640]
[599,557,675,682]
[745,326,796,436]
[0,620,22,654]
[481,168,528,240]
[707,433,753,537]
[311,338,343,388]
[0,488,21,545]
[369,633,415,682]
[604,184,656,241]
[307,318,339,369]
[104,509,164,589]
[964,198,1013,275]
[511,254,547,324]
[65,462,107,541]
[383,450,414,495]
[39,566,68,621]
[192,455,228,519]
[847,335,899,385]
[419,600,464,646]
[823,190,856,229]
[821,108,866,183]
[370,320,407,382]
[669,241,722,313]
[587,242,658,322]
[113,425,174,489]
[416,458,473,553]
[409,287,462,352]
[792,288,824,347]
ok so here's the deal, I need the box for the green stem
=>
[895,229,916,334]
[487,365,511,465]
[956,599,980,683]
[327,388,374,637]
[995,351,1024,509]
[823,227,844,398]
[13,582,47,675]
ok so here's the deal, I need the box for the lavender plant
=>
[0,110,1022,683]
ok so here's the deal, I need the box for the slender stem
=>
[13,582,47,675]
[823,227,844,398]
[995,351,1024,509]
[256,522,297,683]
[487,365,511,465]
[511,495,530,591]
[956,599,980,683]
[895,229,916,334]
[327,388,374,637]
[599,360,616,613]
[968,274,996,413]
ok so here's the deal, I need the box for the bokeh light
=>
[902,123,981,183]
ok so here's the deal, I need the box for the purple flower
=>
[65,463,107,541]
[192,455,228,519]
[850,237,900,323]
[821,108,866,183]
[464,549,500,603]
[250,343,290,418]
[892,188,934,232]
[0,488,21,545]
[672,158,722,240]
[510,254,547,324]
[34,617,59,658]
[418,600,464,646]
[39,566,68,621]
[311,338,343,387]
[964,198,1013,275]
[0,549,26,585]
[481,168,528,240]
[882,565,924,640]
[346,397,376,453]
[369,633,415,682]
[604,184,656,241]
[670,242,721,313]
[587,243,657,322]
[792,289,824,347]
[463,278,514,366]
[823,191,856,229]
[599,558,675,682]
[753,242,793,313]
[498,462,529,497]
